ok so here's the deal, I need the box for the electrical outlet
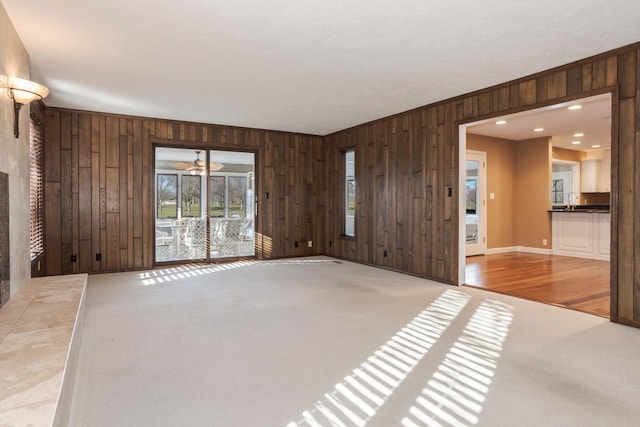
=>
[308,241,312,248]
[542,239,548,246]
[71,254,77,263]
[383,249,388,257]
[96,253,102,261]
[294,241,298,248]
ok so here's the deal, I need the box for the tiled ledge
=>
[0,274,87,427]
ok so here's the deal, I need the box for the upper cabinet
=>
[581,159,602,192]
[581,150,611,193]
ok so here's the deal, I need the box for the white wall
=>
[1,2,33,297]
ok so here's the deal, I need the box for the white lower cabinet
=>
[596,213,610,259]
[552,212,610,261]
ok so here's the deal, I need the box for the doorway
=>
[154,147,256,264]
[458,93,612,317]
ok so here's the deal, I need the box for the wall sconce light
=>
[1,76,49,138]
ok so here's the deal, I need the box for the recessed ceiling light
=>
[571,141,581,145]
[568,105,582,110]
[534,127,544,132]
[496,120,507,125]
[592,145,601,148]
[573,132,584,137]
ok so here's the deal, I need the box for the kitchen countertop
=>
[548,205,610,213]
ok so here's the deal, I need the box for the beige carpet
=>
[68,257,640,426]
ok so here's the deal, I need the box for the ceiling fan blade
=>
[157,160,193,170]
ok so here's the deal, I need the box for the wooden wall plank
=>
[106,212,120,271]
[91,151,101,272]
[79,240,91,273]
[133,120,143,239]
[566,66,582,96]
[519,80,536,106]
[44,182,61,275]
[618,98,635,320]
[44,110,60,183]
[60,149,73,245]
[78,113,90,168]
[618,49,637,100]
[60,112,72,150]
[78,168,91,241]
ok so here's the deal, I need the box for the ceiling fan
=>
[186,150,205,172]
[157,150,224,172]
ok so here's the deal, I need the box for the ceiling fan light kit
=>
[185,151,224,174]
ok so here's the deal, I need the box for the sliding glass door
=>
[154,147,255,263]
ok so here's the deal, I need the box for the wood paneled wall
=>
[44,111,324,275]
[325,107,456,282]
[324,43,640,328]
[44,42,640,328]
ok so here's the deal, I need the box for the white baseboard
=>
[485,246,517,255]
[484,246,552,256]
[516,246,553,255]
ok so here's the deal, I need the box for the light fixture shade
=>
[6,77,49,104]
[1,75,49,138]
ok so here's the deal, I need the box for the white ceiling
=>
[467,93,612,152]
[3,1,640,135]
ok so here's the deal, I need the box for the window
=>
[228,176,247,218]
[345,149,355,237]
[156,174,178,219]
[181,175,201,217]
[29,116,44,261]
[465,178,477,214]
[551,161,578,205]
[551,179,564,205]
[209,176,226,217]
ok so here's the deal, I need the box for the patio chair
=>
[183,218,207,258]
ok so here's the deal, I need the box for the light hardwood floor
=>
[465,252,610,318]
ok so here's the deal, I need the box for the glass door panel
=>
[155,147,209,263]
[465,160,479,245]
[466,150,486,256]
[209,150,255,259]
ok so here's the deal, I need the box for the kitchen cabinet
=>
[581,159,602,192]
[580,150,611,193]
[596,212,610,258]
[551,212,610,261]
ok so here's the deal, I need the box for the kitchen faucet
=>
[567,192,577,210]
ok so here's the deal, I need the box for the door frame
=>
[152,143,258,265]
[457,92,613,320]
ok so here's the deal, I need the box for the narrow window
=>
[181,175,202,217]
[345,149,355,237]
[551,179,564,205]
[228,176,247,218]
[156,174,178,219]
[29,116,44,261]
[209,176,226,218]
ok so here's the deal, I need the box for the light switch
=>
[490,193,495,200]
